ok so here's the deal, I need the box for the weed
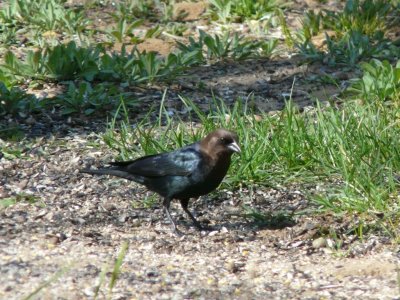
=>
[300,10,322,41]
[175,35,206,64]
[130,51,184,83]
[208,0,232,23]
[114,0,156,21]
[145,25,163,39]
[177,30,277,63]
[276,8,294,48]
[324,0,391,38]
[0,25,17,46]
[158,0,176,23]
[107,18,143,43]
[1,42,102,82]
[0,31,274,93]
[0,198,18,209]
[0,124,24,140]
[0,83,41,116]
[209,0,288,22]
[350,59,400,102]
[0,0,90,35]
[297,0,397,65]
[142,193,159,209]
[53,82,139,116]
[0,41,199,86]
[164,23,188,37]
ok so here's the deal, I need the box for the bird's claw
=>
[196,224,213,231]
[172,228,184,237]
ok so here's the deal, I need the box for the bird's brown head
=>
[200,129,241,159]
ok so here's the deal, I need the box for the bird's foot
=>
[193,223,213,232]
[172,228,184,237]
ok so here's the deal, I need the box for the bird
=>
[80,129,240,234]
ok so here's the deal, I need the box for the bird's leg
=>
[179,199,205,231]
[162,197,182,235]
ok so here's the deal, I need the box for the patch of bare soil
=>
[95,55,345,122]
[173,1,208,21]
[136,38,175,56]
[176,56,344,112]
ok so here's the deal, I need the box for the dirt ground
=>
[1,0,400,299]
[1,131,400,299]
[1,131,399,299]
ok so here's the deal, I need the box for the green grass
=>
[0,193,40,210]
[350,59,400,101]
[93,241,129,300]
[0,197,19,209]
[1,0,397,116]
[0,82,41,116]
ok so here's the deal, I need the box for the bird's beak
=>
[228,141,241,153]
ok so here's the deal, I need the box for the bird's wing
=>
[110,146,201,177]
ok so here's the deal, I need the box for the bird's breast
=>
[143,154,232,200]
[173,155,231,199]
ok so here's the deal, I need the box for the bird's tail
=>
[79,168,144,182]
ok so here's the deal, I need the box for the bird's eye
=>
[219,137,231,145]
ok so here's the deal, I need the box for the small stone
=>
[25,116,36,124]
[225,260,239,273]
[118,214,128,223]
[34,210,48,219]
[17,179,29,190]
[47,236,60,246]
[131,219,142,227]
[208,230,219,236]
[312,237,327,249]
[326,238,336,249]
[14,215,27,223]
[71,218,86,225]
[102,202,116,211]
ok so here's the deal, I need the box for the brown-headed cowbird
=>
[80,129,240,234]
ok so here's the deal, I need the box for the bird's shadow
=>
[240,210,297,230]
[174,209,296,234]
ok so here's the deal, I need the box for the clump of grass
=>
[209,0,288,22]
[0,82,41,116]
[176,30,278,64]
[52,82,139,116]
[0,193,40,210]
[349,59,400,102]
[0,0,90,35]
[1,31,273,87]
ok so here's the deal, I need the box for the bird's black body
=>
[80,129,240,234]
